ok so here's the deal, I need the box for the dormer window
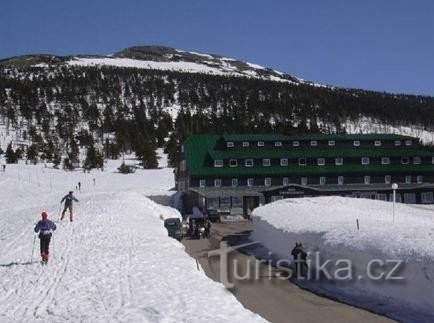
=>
[298,158,307,166]
[229,159,238,167]
[361,157,370,165]
[381,157,390,165]
[374,140,382,147]
[242,141,249,147]
[245,159,254,167]
[413,157,421,164]
[405,140,412,146]
[275,141,282,147]
[353,140,360,147]
[401,157,410,165]
[317,158,325,166]
[214,159,223,167]
[335,158,343,165]
[226,141,234,148]
[280,158,288,166]
[394,140,401,146]
[263,159,271,167]
[293,141,300,147]
[257,141,265,147]
[310,140,318,147]
[328,140,335,146]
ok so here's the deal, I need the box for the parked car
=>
[164,218,183,241]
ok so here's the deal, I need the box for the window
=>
[385,175,391,184]
[245,159,254,167]
[283,177,289,186]
[328,140,335,146]
[421,192,434,203]
[264,177,272,187]
[320,177,326,185]
[199,179,206,188]
[247,178,254,187]
[229,159,238,167]
[338,176,344,185]
[374,140,382,147]
[293,141,300,147]
[298,158,307,166]
[275,141,282,147]
[231,178,238,187]
[263,159,271,167]
[226,141,234,148]
[405,176,411,184]
[417,176,423,184]
[301,177,308,185]
[413,157,421,165]
[364,176,371,185]
[257,141,264,147]
[317,158,325,166]
[335,157,343,165]
[214,179,222,187]
[181,145,185,153]
[214,159,223,167]
[242,141,249,147]
[394,140,401,147]
[381,157,390,165]
[280,158,288,166]
[361,157,370,165]
[180,160,187,171]
[401,157,410,165]
[405,140,412,146]
[310,140,318,147]
[353,140,360,147]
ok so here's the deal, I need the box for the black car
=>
[164,218,183,241]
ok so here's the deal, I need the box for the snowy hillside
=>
[250,197,434,322]
[0,161,265,322]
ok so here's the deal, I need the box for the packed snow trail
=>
[0,163,265,322]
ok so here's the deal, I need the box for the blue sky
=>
[1,0,433,95]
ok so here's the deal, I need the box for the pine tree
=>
[5,143,17,164]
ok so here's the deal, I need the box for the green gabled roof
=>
[208,148,434,160]
[220,133,416,142]
[183,134,220,171]
[189,164,434,177]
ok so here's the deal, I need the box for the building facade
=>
[177,134,434,215]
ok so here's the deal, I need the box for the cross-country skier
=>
[34,212,56,264]
[60,191,79,222]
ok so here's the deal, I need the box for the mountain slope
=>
[1,45,433,168]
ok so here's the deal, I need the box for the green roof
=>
[221,133,416,142]
[209,148,434,160]
[183,134,434,178]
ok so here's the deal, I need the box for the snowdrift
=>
[250,196,434,323]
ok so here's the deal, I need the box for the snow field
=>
[0,162,265,322]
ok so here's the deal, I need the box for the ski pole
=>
[31,234,36,263]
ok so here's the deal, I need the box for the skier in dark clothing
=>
[291,242,308,278]
[204,218,212,238]
[60,191,79,222]
[34,212,56,263]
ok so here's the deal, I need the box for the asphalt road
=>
[182,220,394,323]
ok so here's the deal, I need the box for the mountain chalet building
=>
[176,134,434,216]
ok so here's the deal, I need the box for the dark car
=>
[164,218,183,241]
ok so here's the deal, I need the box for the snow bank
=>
[250,196,434,322]
[0,163,265,322]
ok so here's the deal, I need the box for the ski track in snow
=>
[0,162,265,323]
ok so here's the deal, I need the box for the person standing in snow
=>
[34,212,56,263]
[78,181,81,191]
[60,191,79,222]
[204,218,212,238]
[291,242,308,278]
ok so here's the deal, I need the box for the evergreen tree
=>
[5,143,17,164]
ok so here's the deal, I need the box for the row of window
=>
[226,139,413,148]
[200,175,424,188]
[214,156,432,168]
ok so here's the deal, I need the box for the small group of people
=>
[188,218,212,239]
[33,191,79,264]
